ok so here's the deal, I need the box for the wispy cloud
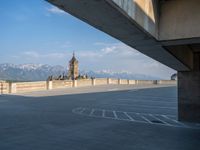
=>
[46,6,66,15]
[84,42,140,57]
[22,51,67,59]
[60,41,71,48]
[93,42,120,46]
[9,42,175,79]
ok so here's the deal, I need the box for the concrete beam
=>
[159,0,200,41]
[46,0,189,71]
[111,0,159,38]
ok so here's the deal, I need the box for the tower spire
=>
[67,51,79,80]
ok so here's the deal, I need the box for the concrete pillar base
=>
[118,79,121,85]
[107,78,111,84]
[92,79,96,86]
[73,80,77,87]
[9,82,17,94]
[47,81,53,90]
[178,71,200,123]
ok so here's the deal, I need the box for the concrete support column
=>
[178,53,200,123]
[153,80,158,84]
[47,81,53,90]
[118,79,121,85]
[135,80,138,85]
[178,71,200,123]
[92,79,96,86]
[9,82,17,94]
[73,80,77,87]
[107,78,111,84]
[0,82,3,95]
[127,80,130,85]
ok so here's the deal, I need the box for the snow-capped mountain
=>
[80,70,160,80]
[0,63,160,81]
[0,63,65,81]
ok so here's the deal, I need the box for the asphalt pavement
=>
[0,85,199,150]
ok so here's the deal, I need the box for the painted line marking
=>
[118,98,177,104]
[113,111,118,119]
[89,109,95,116]
[79,108,86,113]
[119,95,176,100]
[72,107,82,113]
[124,112,135,121]
[72,107,200,129]
[103,103,176,109]
[102,110,105,117]
[139,114,152,124]
[149,114,171,126]
[161,115,187,127]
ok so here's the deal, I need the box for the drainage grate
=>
[151,120,164,124]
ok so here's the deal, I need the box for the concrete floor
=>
[0,85,199,150]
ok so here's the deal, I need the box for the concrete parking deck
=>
[0,85,199,150]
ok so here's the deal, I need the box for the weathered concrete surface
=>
[165,45,194,70]
[178,53,200,123]
[112,0,158,38]
[178,71,200,123]
[159,0,200,40]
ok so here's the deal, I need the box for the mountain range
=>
[0,63,161,81]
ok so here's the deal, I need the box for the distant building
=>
[171,73,177,80]
[67,52,79,80]
[47,52,91,81]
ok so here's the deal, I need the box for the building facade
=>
[67,53,79,80]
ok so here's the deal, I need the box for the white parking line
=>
[149,114,171,126]
[79,108,86,113]
[113,111,118,119]
[161,115,187,127]
[124,112,135,121]
[103,103,176,109]
[89,109,95,116]
[118,98,177,104]
[102,109,105,117]
[139,114,152,124]
[72,107,199,129]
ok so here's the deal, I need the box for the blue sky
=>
[0,0,176,79]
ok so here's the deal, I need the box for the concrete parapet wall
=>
[136,80,155,85]
[15,81,47,93]
[77,79,92,87]
[0,81,9,94]
[52,80,73,89]
[157,80,177,85]
[0,78,177,94]
[95,78,108,85]
[120,79,129,85]
[110,78,119,84]
[129,80,136,85]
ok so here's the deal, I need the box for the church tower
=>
[68,52,79,80]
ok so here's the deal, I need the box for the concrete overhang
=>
[46,0,190,71]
